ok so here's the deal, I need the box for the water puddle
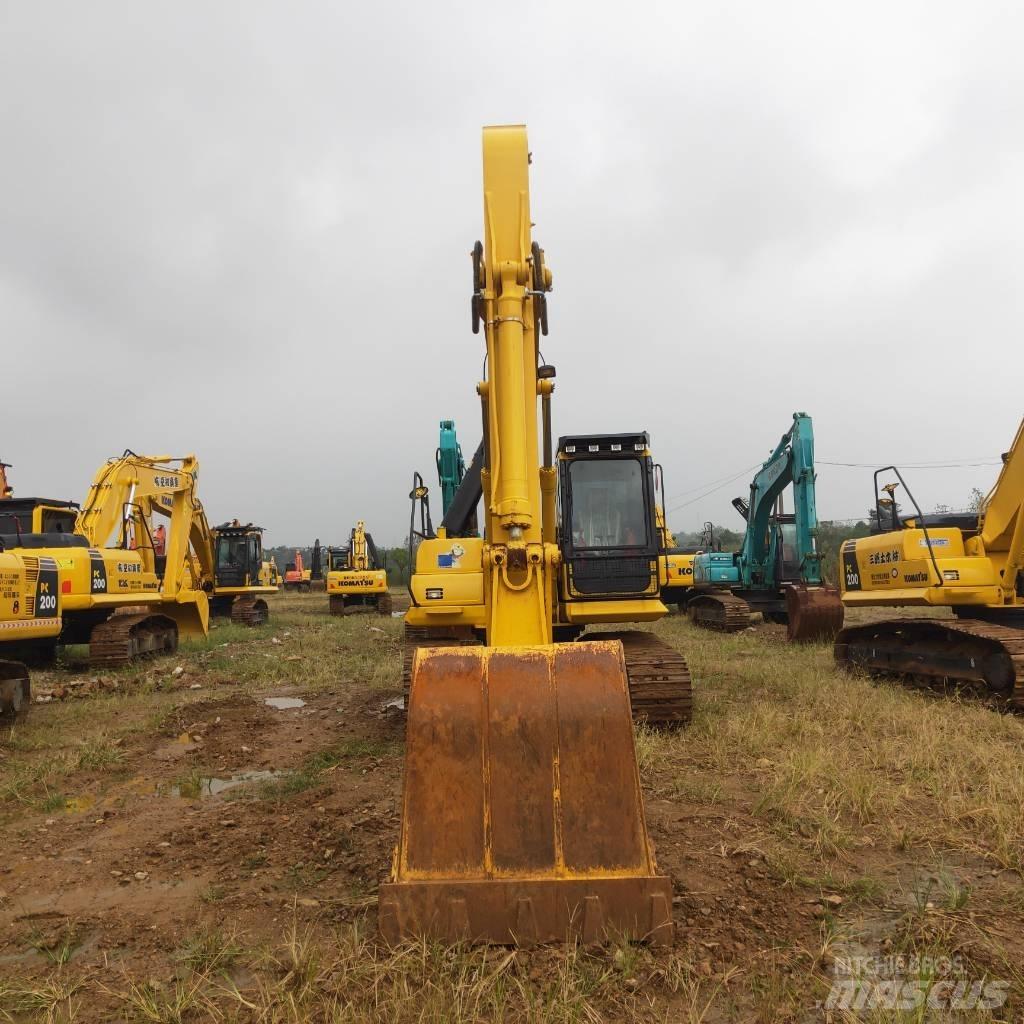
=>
[171,770,279,800]
[264,696,306,710]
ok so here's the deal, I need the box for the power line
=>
[666,456,998,510]
[665,463,762,513]
[818,459,1001,469]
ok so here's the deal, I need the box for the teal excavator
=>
[687,412,844,640]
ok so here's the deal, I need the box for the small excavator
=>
[687,413,844,640]
[835,416,1024,706]
[380,126,676,945]
[201,521,278,626]
[309,539,325,591]
[259,557,282,588]
[282,551,311,592]
[326,521,390,616]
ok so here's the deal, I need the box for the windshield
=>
[216,536,250,571]
[329,549,349,571]
[568,458,649,549]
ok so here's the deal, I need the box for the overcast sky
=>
[2,2,1020,547]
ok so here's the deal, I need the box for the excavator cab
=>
[557,433,665,624]
[0,497,79,538]
[213,523,265,588]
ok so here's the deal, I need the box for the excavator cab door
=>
[558,433,660,601]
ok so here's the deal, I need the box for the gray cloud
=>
[1,1,1020,545]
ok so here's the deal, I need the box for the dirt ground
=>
[1,594,1022,1022]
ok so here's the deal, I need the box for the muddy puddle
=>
[170,770,279,799]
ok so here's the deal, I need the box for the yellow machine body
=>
[839,418,1024,612]
[0,549,60,715]
[835,417,1024,707]
[839,527,1007,607]
[0,550,62,643]
[404,532,487,629]
[382,126,672,945]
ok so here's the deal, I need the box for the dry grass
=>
[3,595,1024,1020]
[648,614,1024,873]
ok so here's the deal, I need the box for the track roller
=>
[231,595,269,627]
[687,592,751,632]
[835,617,1024,708]
[88,613,178,669]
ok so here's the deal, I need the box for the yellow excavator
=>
[379,125,675,946]
[184,519,278,626]
[326,521,391,616]
[835,416,1024,706]
[405,433,692,726]
[259,557,282,588]
[0,452,211,714]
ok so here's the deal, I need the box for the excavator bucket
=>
[785,583,844,642]
[379,640,673,946]
[0,661,30,718]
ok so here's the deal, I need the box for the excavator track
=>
[687,592,751,633]
[230,595,268,627]
[0,660,30,718]
[88,612,178,669]
[600,631,692,727]
[835,617,1024,709]
[377,591,393,616]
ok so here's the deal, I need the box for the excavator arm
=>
[736,412,824,587]
[979,417,1024,601]
[75,452,203,603]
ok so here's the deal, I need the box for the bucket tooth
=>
[380,640,672,945]
[449,897,471,940]
[515,897,539,946]
[582,895,605,945]
[648,893,674,946]
[378,898,401,945]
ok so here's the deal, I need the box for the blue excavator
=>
[688,412,844,640]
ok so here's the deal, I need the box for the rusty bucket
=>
[785,584,845,642]
[379,640,672,946]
